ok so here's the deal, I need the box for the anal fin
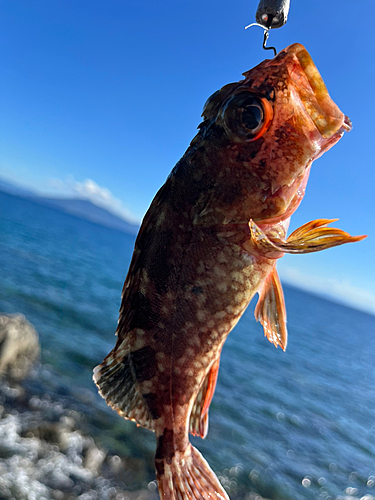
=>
[93,347,155,431]
[255,267,287,350]
[189,357,220,438]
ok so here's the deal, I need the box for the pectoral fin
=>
[285,219,367,252]
[255,267,287,350]
[249,218,366,257]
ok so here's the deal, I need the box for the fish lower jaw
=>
[311,124,347,161]
[343,115,352,132]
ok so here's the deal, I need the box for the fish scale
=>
[94,43,365,500]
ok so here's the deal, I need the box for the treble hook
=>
[244,22,277,57]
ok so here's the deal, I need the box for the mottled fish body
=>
[94,44,365,500]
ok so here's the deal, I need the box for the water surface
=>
[1,191,375,500]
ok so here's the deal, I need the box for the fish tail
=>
[155,438,229,500]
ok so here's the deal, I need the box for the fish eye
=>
[242,101,263,130]
[220,92,273,142]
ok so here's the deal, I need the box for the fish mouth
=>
[286,44,351,138]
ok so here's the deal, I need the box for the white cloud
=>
[49,176,140,224]
[279,265,375,316]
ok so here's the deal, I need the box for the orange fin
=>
[93,347,155,431]
[249,218,366,257]
[285,219,367,252]
[156,443,229,500]
[255,267,287,350]
[190,357,220,438]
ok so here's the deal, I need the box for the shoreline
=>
[0,371,156,500]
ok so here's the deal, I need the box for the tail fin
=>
[155,443,229,500]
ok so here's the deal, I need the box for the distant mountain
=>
[0,177,140,235]
[39,197,140,234]
[0,178,37,198]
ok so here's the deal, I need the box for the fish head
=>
[197,43,351,223]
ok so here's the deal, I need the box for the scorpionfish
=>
[94,43,365,500]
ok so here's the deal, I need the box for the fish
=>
[93,43,366,500]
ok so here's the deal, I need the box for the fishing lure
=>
[246,0,291,55]
[256,0,291,29]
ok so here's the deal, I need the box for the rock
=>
[0,379,155,500]
[83,443,107,474]
[0,314,40,381]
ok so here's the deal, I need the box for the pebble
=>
[0,378,153,500]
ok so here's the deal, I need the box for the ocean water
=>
[1,190,375,500]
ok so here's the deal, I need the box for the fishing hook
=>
[262,30,277,56]
[244,22,277,57]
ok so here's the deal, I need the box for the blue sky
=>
[1,0,374,314]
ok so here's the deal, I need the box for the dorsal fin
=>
[255,267,287,350]
[93,346,156,431]
[190,357,220,438]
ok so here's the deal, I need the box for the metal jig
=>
[246,0,291,57]
[244,22,277,57]
[256,0,290,29]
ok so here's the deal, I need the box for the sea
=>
[1,190,375,500]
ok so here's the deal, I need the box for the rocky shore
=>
[0,314,156,500]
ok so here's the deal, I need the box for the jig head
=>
[245,0,291,57]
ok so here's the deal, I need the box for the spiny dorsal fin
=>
[189,357,220,438]
[255,267,287,350]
